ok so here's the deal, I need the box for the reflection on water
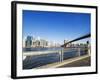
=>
[23,47,87,69]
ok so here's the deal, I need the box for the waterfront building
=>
[32,38,36,47]
[31,38,48,47]
[24,36,59,48]
[40,39,48,47]
[48,41,53,47]
[35,40,40,47]
[25,36,33,48]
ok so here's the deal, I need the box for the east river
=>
[23,47,87,69]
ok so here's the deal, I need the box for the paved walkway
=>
[36,55,90,69]
[58,56,90,67]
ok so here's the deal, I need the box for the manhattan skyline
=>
[23,10,90,44]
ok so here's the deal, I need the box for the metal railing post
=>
[61,49,63,62]
[59,51,62,62]
[59,49,64,62]
[78,48,80,56]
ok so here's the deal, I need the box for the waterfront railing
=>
[23,47,90,62]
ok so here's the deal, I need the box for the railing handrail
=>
[23,50,59,56]
[23,47,88,56]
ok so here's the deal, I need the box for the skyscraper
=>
[25,36,33,48]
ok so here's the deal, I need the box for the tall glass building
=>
[25,36,33,48]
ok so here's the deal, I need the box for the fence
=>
[23,47,90,62]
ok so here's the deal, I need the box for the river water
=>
[23,47,87,69]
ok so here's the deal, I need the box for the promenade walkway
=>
[58,56,90,67]
[36,55,90,69]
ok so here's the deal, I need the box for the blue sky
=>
[23,10,90,44]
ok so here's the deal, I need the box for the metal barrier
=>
[23,47,90,62]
